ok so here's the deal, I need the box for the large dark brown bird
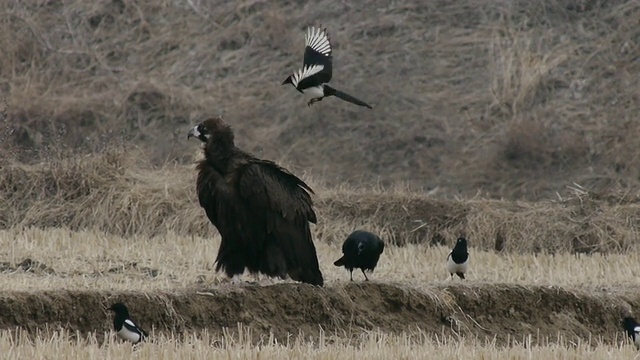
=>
[334,230,385,281]
[187,117,323,286]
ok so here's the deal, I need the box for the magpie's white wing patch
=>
[305,27,331,57]
[290,64,324,87]
[124,319,137,328]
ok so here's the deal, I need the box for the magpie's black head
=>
[109,302,130,316]
[455,237,467,249]
[623,316,638,334]
[282,75,293,86]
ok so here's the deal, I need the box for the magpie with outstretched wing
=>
[282,26,372,109]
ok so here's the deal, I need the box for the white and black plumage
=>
[108,302,149,344]
[334,230,385,281]
[282,26,373,109]
[623,316,640,349]
[447,237,469,279]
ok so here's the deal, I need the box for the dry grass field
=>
[0,328,637,360]
[2,0,640,358]
[3,151,640,358]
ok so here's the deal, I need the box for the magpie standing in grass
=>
[282,26,373,109]
[447,236,469,279]
[623,316,640,349]
[334,230,385,281]
[108,302,149,344]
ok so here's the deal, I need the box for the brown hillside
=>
[0,0,638,200]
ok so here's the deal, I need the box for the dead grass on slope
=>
[0,282,638,349]
[0,0,638,199]
[2,149,640,253]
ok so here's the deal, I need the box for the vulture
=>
[187,117,323,286]
[447,236,469,279]
[334,230,385,281]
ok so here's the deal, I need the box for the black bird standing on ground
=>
[334,230,385,281]
[623,316,640,350]
[447,237,469,279]
[188,117,324,286]
[108,303,149,344]
[282,26,373,109]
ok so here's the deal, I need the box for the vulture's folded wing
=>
[237,160,323,286]
[239,160,316,224]
[196,163,256,276]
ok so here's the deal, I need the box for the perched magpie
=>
[334,230,385,281]
[282,26,373,109]
[623,316,640,350]
[447,237,469,279]
[108,302,149,344]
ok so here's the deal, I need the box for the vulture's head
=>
[187,117,234,145]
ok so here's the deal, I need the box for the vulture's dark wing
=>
[196,163,225,228]
[237,160,323,286]
[302,27,332,83]
[196,163,256,277]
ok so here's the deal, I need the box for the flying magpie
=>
[447,237,469,279]
[282,26,373,109]
[334,230,385,281]
[108,302,149,344]
[623,316,640,350]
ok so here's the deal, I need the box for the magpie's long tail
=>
[324,85,373,109]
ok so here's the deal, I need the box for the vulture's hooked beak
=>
[187,126,197,140]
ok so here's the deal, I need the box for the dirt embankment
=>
[0,283,636,345]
